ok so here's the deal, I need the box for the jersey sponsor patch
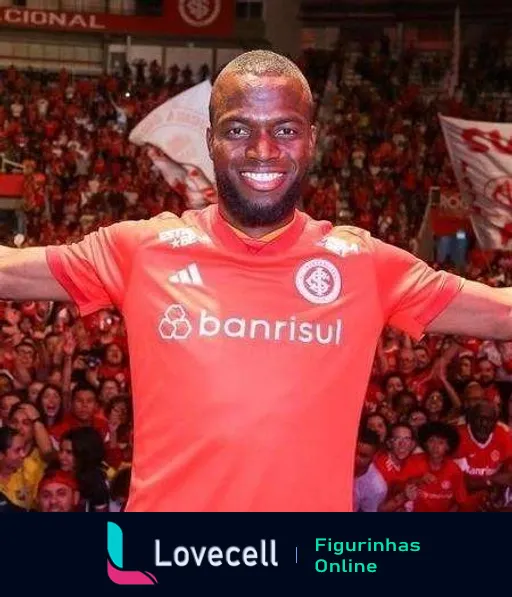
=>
[159,227,208,248]
[295,258,342,305]
[158,304,192,340]
[317,235,360,258]
[158,304,343,346]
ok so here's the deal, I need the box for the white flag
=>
[130,80,216,208]
[439,114,512,248]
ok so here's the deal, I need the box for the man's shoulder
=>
[103,210,208,246]
[310,221,375,258]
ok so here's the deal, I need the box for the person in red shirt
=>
[374,423,417,511]
[475,357,501,406]
[1,51,512,511]
[50,384,108,446]
[400,421,467,512]
[37,470,80,513]
[455,401,512,511]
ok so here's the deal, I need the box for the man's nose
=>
[246,131,280,161]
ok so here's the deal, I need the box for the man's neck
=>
[218,205,295,239]
[428,457,443,471]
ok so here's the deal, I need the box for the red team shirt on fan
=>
[373,451,408,489]
[400,453,467,512]
[45,205,463,512]
[454,422,512,511]
[455,423,512,477]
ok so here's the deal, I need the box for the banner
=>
[129,80,216,208]
[430,187,471,236]
[1,516,511,592]
[0,1,234,37]
[439,114,512,249]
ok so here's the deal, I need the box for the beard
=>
[214,167,303,228]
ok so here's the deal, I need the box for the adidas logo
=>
[169,263,203,286]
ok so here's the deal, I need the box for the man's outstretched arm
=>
[0,246,71,301]
[426,279,512,340]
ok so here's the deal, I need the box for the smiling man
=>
[208,58,315,234]
[0,50,512,512]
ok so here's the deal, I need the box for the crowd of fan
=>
[0,46,511,512]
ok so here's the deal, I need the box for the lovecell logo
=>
[107,522,158,585]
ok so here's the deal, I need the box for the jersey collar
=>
[209,205,307,256]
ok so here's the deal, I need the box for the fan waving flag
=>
[440,114,512,248]
[129,80,217,208]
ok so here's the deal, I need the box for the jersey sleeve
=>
[45,220,143,316]
[371,238,465,340]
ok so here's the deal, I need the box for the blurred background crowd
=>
[0,0,511,513]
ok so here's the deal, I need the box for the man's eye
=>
[228,127,249,138]
[276,127,297,137]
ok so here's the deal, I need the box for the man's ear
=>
[206,128,214,160]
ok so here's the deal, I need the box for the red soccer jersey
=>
[373,451,408,488]
[455,422,512,477]
[50,413,109,445]
[46,205,462,512]
[400,453,467,512]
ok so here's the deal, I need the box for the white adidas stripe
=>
[169,264,203,286]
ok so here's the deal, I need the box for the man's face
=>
[72,390,97,423]
[425,391,444,414]
[9,408,32,442]
[459,357,473,380]
[0,434,25,472]
[16,344,35,368]
[367,416,387,442]
[477,360,495,386]
[388,427,415,461]
[469,403,497,443]
[399,349,416,375]
[48,370,62,386]
[396,393,416,416]
[38,483,78,512]
[385,376,404,399]
[100,380,119,403]
[106,344,123,366]
[465,383,484,409]
[0,394,20,421]
[207,73,316,228]
[354,441,377,477]
[425,435,449,460]
[414,348,430,371]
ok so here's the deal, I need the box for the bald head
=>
[210,50,314,125]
